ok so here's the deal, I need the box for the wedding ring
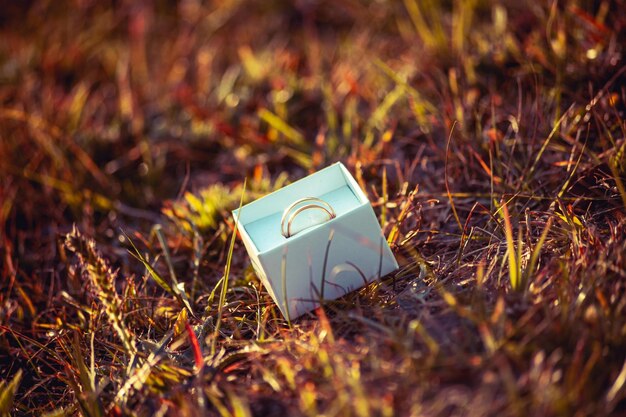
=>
[280,197,336,238]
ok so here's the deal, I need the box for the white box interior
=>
[234,163,368,254]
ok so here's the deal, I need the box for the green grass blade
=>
[212,178,247,355]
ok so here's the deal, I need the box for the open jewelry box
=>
[233,162,398,319]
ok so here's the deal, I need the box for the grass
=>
[0,0,625,416]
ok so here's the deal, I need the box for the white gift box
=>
[232,162,398,319]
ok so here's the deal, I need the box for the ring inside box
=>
[234,163,369,254]
[246,186,360,252]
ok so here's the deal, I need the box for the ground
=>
[1,1,626,416]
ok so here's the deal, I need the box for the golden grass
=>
[1,1,625,416]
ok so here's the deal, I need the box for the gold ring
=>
[280,197,336,238]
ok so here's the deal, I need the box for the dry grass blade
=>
[153,224,197,318]
[41,409,71,417]
[606,359,626,408]
[496,200,521,291]
[64,226,137,357]
[0,369,22,417]
[113,329,174,405]
[526,109,570,181]
[524,216,553,288]
[65,333,103,417]
[124,229,196,318]
[445,121,463,233]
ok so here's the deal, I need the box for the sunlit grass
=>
[1,1,625,416]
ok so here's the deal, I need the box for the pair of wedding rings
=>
[280,197,336,238]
